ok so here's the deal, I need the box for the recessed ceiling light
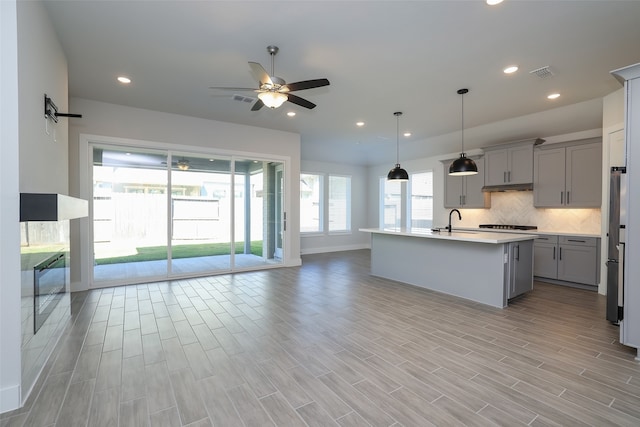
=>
[287,111,296,117]
[503,65,519,74]
[487,0,504,5]
[208,158,214,162]
[117,76,131,84]
[403,132,411,137]
[547,93,561,100]
[356,121,365,127]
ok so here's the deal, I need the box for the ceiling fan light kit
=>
[449,88,478,176]
[387,112,409,181]
[210,45,330,111]
[258,91,288,109]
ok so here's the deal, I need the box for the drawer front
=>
[559,236,597,247]
[535,234,559,244]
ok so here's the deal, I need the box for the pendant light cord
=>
[457,88,468,155]
[461,92,464,154]
[396,113,400,163]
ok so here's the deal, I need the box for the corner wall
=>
[0,0,22,413]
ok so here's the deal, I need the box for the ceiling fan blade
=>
[251,99,265,111]
[209,86,257,91]
[285,78,330,92]
[286,94,316,109]
[249,62,273,86]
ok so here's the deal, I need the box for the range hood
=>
[20,193,88,222]
[482,183,533,192]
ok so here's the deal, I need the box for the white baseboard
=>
[0,383,21,414]
[300,243,370,255]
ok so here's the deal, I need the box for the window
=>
[380,177,402,229]
[300,173,323,233]
[300,173,351,234]
[328,175,351,232]
[408,171,433,232]
[379,171,433,230]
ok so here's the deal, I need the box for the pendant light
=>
[387,111,409,181]
[449,88,478,176]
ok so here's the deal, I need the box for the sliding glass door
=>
[91,145,284,286]
[92,146,169,284]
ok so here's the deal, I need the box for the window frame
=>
[327,174,352,234]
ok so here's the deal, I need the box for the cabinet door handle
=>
[568,239,585,243]
[463,195,466,205]
[515,244,520,261]
[559,247,562,260]
[508,171,511,182]
[459,195,462,205]
[560,192,564,204]
[504,171,507,183]
[553,246,556,260]
[567,191,570,205]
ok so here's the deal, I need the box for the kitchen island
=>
[360,228,537,308]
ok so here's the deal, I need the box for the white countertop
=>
[360,227,537,244]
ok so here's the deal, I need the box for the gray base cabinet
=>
[508,240,533,299]
[533,235,600,287]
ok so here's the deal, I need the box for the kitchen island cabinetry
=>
[484,143,534,186]
[361,228,535,308]
[533,140,602,208]
[442,156,489,208]
[533,234,600,288]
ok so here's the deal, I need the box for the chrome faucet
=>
[447,209,461,232]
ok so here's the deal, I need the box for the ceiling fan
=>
[210,45,330,111]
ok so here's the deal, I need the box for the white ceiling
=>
[42,0,640,166]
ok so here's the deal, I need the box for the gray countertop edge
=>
[359,228,537,244]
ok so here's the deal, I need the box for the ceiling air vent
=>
[529,66,554,79]
[232,94,256,103]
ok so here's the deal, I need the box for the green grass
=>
[95,241,263,265]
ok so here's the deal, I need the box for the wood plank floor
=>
[3,249,640,426]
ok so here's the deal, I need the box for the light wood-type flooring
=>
[2,249,640,426]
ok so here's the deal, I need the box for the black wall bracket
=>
[44,94,82,123]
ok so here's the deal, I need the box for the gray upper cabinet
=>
[485,143,534,186]
[442,156,489,208]
[533,139,602,208]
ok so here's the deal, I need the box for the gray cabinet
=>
[533,235,558,278]
[533,140,602,208]
[443,157,489,208]
[508,240,533,299]
[557,236,599,285]
[533,234,600,287]
[484,143,534,186]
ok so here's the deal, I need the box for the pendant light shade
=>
[449,88,478,176]
[387,111,409,181]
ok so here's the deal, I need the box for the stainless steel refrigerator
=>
[607,167,627,323]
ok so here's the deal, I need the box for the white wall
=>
[68,98,302,291]
[0,0,22,414]
[300,160,369,254]
[17,1,69,194]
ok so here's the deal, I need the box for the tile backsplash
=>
[458,191,601,235]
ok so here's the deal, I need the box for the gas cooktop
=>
[479,224,538,230]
